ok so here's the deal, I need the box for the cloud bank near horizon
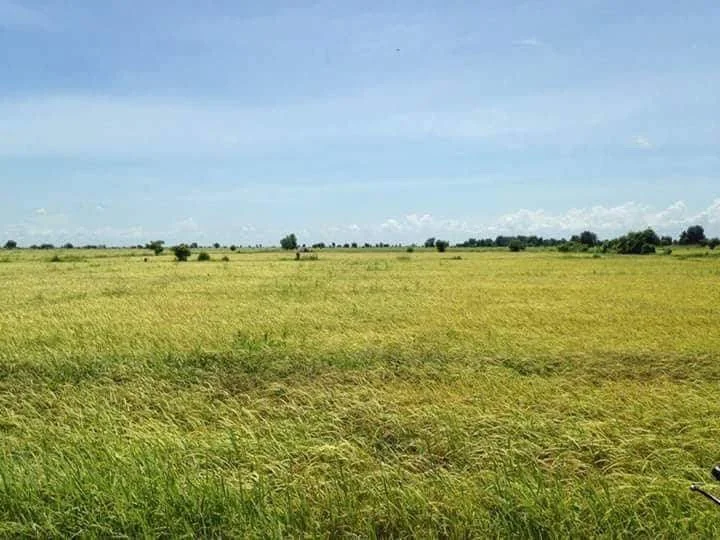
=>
[4,199,719,246]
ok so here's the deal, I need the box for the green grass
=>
[1,248,719,537]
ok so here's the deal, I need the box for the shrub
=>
[50,254,61,263]
[173,244,191,262]
[435,240,449,253]
[663,247,673,255]
[230,245,237,251]
[406,246,414,253]
[640,243,656,255]
[221,255,230,262]
[213,243,220,249]
[708,238,720,250]
[508,239,526,252]
[197,252,211,261]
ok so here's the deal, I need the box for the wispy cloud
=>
[633,135,653,149]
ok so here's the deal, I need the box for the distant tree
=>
[230,245,237,251]
[213,242,220,249]
[351,242,358,248]
[63,243,74,249]
[172,244,191,262]
[679,225,706,245]
[280,233,298,250]
[435,239,449,252]
[312,242,326,249]
[660,236,673,246]
[190,242,199,249]
[708,238,720,250]
[508,239,526,252]
[614,228,660,254]
[424,237,436,248]
[579,231,598,246]
[39,243,55,250]
[146,240,165,256]
[197,252,211,261]
[4,240,17,249]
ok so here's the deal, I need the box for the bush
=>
[640,243,656,255]
[708,238,720,250]
[197,252,211,261]
[663,247,673,255]
[508,239,526,252]
[173,244,191,262]
[435,240,449,253]
[50,254,61,263]
[230,245,237,251]
[406,246,414,253]
[221,255,230,262]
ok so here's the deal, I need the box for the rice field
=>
[1,247,719,537]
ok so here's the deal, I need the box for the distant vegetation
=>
[3,224,718,256]
[172,244,192,262]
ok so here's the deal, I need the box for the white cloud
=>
[34,208,47,215]
[633,135,653,149]
[359,199,720,242]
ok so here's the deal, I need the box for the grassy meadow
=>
[1,247,720,537]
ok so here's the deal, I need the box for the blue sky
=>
[1,0,719,245]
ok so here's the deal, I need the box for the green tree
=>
[280,233,298,250]
[508,239,526,252]
[435,240,449,252]
[146,240,165,256]
[579,231,598,246]
[172,244,191,262]
[424,237,436,248]
[4,240,17,249]
[614,228,660,254]
[679,225,706,245]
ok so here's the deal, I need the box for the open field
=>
[1,247,720,537]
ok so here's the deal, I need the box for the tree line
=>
[3,225,718,256]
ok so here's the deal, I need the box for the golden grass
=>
[1,247,719,536]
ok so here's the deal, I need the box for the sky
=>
[1,0,719,246]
